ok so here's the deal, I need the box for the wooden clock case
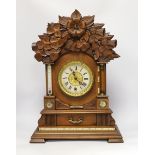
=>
[30,10,123,143]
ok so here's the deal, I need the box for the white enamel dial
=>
[58,61,94,97]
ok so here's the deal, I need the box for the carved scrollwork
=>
[32,10,120,63]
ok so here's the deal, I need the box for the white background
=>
[16,0,137,155]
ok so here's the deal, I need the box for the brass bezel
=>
[58,61,94,97]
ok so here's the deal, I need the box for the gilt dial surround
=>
[58,61,94,97]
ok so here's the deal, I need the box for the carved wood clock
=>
[30,10,123,143]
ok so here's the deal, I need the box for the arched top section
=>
[32,9,120,64]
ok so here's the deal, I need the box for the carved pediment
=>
[32,10,120,64]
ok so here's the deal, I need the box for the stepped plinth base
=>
[30,125,123,143]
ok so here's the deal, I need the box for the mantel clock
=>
[30,10,123,143]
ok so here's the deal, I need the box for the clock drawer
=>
[57,114,96,126]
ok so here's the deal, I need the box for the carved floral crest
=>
[32,10,120,63]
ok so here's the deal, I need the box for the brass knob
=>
[99,100,106,108]
[46,102,53,109]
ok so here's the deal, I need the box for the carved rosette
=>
[32,10,120,63]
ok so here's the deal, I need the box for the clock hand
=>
[75,77,82,85]
[72,71,78,80]
[72,71,83,85]
[72,71,76,77]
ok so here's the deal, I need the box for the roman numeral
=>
[83,72,87,75]
[75,66,77,70]
[65,82,69,86]
[74,87,77,91]
[69,85,72,90]
[84,78,88,80]
[82,82,87,87]
[63,77,67,79]
[69,67,73,72]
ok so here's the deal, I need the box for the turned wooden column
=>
[45,64,53,96]
[99,63,106,96]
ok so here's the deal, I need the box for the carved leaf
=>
[96,29,105,36]
[47,23,55,34]
[102,49,111,57]
[99,46,106,54]
[61,31,69,38]
[94,49,100,60]
[65,39,74,49]
[52,23,60,30]
[76,41,83,49]
[45,50,51,55]
[59,16,70,26]
[39,49,46,56]
[70,41,78,51]
[82,15,95,27]
[89,27,96,35]
[50,52,59,62]
[68,28,85,37]
[111,50,120,58]
[106,40,117,49]
[58,38,66,48]
[81,31,90,42]
[107,35,114,40]
[54,31,61,38]
[44,44,51,51]
[34,52,43,62]
[36,41,44,50]
[81,43,90,52]
[38,34,50,44]
[93,23,104,29]
[92,42,98,51]
[50,38,65,50]
[78,21,86,29]
[32,42,38,51]
[50,39,59,49]
[99,50,120,62]
[89,35,95,43]
[71,9,82,21]
[42,56,51,63]
[94,35,103,41]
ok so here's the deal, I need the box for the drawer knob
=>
[68,117,83,124]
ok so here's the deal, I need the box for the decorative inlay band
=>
[39,127,115,131]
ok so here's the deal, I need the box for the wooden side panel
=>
[97,114,115,126]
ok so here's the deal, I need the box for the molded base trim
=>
[30,125,123,143]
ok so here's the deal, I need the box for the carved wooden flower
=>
[32,10,119,63]
[59,9,94,38]
[67,10,85,37]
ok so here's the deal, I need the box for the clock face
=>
[58,61,94,97]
